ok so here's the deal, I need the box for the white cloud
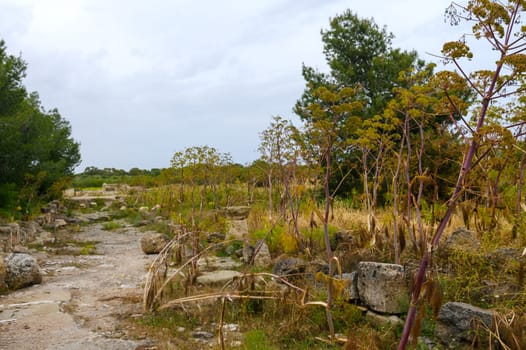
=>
[0,0,471,171]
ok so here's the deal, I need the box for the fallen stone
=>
[357,262,409,314]
[54,219,68,228]
[341,272,359,301]
[4,253,42,290]
[435,302,494,347]
[192,331,214,339]
[196,270,242,286]
[272,257,306,281]
[365,310,404,327]
[140,232,170,254]
[243,240,271,268]
[444,227,480,252]
[198,256,243,271]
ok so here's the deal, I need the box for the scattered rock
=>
[43,218,67,231]
[272,257,306,282]
[11,245,29,253]
[32,231,55,246]
[444,227,480,252]
[198,256,243,271]
[76,212,111,223]
[487,247,520,268]
[253,241,272,268]
[4,253,42,290]
[196,270,242,286]
[19,221,42,240]
[135,219,152,227]
[365,310,404,327]
[140,232,170,254]
[243,240,271,268]
[435,302,494,347]
[357,262,408,314]
[192,330,214,339]
[206,232,226,243]
[54,219,68,228]
[341,272,359,301]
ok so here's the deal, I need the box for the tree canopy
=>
[0,40,80,217]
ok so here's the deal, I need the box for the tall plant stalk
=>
[398,1,525,348]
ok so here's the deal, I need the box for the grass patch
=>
[102,221,123,231]
[242,330,278,350]
[79,242,96,255]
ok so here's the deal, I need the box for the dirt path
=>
[0,223,156,350]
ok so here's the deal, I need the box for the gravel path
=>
[0,223,155,350]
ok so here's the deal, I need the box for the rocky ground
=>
[0,222,156,350]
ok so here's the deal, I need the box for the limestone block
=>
[435,302,494,347]
[357,262,408,314]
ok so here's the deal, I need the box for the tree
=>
[399,1,526,348]
[0,40,80,216]
[258,115,299,219]
[170,145,232,226]
[295,10,423,197]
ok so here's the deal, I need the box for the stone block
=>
[357,262,408,314]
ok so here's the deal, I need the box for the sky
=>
[0,0,467,172]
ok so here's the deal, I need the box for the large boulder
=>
[4,253,42,290]
[140,232,171,254]
[435,302,495,347]
[357,262,409,314]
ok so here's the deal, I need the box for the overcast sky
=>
[0,0,465,172]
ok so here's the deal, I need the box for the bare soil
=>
[0,223,156,350]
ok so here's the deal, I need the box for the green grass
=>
[102,221,123,231]
[242,330,278,350]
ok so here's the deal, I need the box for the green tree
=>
[0,40,80,217]
[295,11,423,197]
